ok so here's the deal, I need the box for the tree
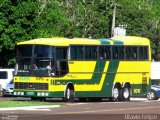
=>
[0,0,39,67]
[147,0,160,60]
[33,0,70,38]
[0,0,160,67]
[60,0,112,38]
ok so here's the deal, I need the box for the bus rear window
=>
[0,71,7,79]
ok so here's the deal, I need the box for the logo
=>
[2,113,18,120]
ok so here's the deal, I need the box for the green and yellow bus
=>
[14,36,151,102]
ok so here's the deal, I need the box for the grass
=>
[0,101,64,108]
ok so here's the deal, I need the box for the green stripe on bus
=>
[97,38,124,45]
[98,39,111,45]
[55,60,106,84]
[76,61,119,97]
[111,39,123,45]
[101,61,119,96]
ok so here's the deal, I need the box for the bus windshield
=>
[15,45,55,77]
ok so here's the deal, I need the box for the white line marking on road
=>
[0,105,60,111]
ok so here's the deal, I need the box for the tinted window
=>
[132,47,138,59]
[71,46,76,60]
[0,71,7,79]
[139,47,148,60]
[34,45,51,58]
[112,46,118,59]
[105,46,111,59]
[56,47,68,60]
[17,45,32,57]
[126,46,138,60]
[99,46,105,59]
[112,46,124,60]
[126,47,132,60]
[70,46,84,60]
[85,46,97,60]
[119,46,124,60]
[77,46,84,59]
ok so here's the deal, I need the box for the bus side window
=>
[126,47,132,60]
[119,46,124,60]
[132,47,138,60]
[112,46,118,59]
[77,46,84,60]
[70,46,77,60]
[70,46,84,60]
[99,46,105,60]
[91,46,97,60]
[105,46,111,60]
[85,46,97,60]
[139,47,148,60]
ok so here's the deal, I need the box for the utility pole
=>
[111,4,116,37]
[111,3,121,37]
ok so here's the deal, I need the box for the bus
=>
[13,36,151,102]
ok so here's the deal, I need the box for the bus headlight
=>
[18,92,21,95]
[37,92,41,96]
[21,92,24,95]
[45,93,48,96]
[41,92,45,96]
[14,92,24,96]
[14,92,17,95]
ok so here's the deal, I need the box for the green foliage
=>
[60,0,112,38]
[0,0,160,67]
[0,0,39,67]
[33,0,70,38]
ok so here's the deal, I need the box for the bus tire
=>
[120,86,130,101]
[65,86,74,103]
[112,85,120,101]
[147,90,159,100]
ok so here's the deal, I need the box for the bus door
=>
[55,47,69,76]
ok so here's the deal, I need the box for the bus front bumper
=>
[13,91,64,98]
[14,91,49,97]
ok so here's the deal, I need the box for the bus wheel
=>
[147,90,158,100]
[112,85,120,101]
[65,86,74,103]
[120,86,130,101]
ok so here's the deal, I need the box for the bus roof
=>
[111,36,150,45]
[17,36,150,46]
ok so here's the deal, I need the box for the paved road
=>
[0,98,160,120]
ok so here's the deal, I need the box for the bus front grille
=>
[14,82,48,90]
